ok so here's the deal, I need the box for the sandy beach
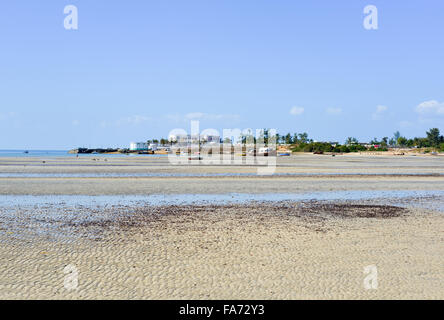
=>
[0,153,443,299]
[3,0,444,304]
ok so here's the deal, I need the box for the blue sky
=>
[1,0,443,149]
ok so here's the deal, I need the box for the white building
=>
[129,142,148,151]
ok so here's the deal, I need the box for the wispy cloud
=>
[289,106,304,116]
[372,105,388,120]
[325,107,342,115]
[415,100,444,116]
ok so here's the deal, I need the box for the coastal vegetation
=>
[291,142,368,153]
[278,128,443,153]
[70,128,444,154]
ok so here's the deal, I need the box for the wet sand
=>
[1,154,444,195]
[0,154,443,299]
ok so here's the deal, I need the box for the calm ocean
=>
[0,150,164,158]
[0,150,70,157]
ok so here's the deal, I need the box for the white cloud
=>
[372,105,388,120]
[290,106,304,116]
[72,120,80,126]
[415,100,444,115]
[325,107,342,115]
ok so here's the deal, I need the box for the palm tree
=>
[298,132,308,143]
[345,137,358,145]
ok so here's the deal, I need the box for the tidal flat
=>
[0,154,443,299]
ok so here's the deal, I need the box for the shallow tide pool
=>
[0,190,443,209]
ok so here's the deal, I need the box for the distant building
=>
[129,142,148,151]
[168,134,220,145]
